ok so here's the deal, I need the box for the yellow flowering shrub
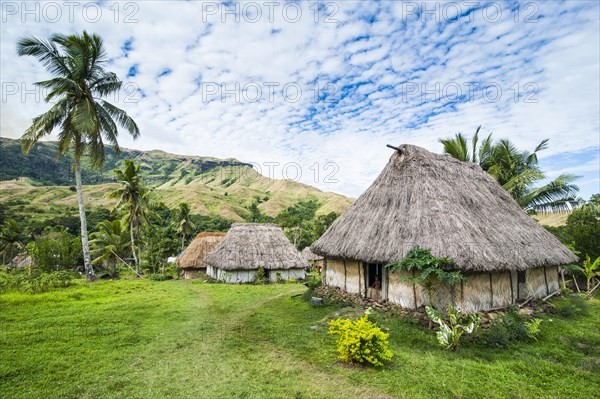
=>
[328,314,393,367]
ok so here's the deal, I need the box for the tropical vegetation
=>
[546,198,600,261]
[386,245,466,306]
[89,220,131,277]
[425,304,481,351]
[17,31,139,280]
[0,219,27,265]
[440,126,580,213]
[328,310,394,366]
[109,159,153,276]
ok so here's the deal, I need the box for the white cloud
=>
[1,0,598,200]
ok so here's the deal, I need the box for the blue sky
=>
[1,0,598,199]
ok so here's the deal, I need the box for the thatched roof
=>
[204,223,306,270]
[177,232,226,269]
[301,247,323,262]
[312,144,577,272]
[8,253,32,268]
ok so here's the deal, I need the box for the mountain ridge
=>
[0,137,354,224]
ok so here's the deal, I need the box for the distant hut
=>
[301,247,323,266]
[177,232,226,279]
[311,144,577,312]
[8,253,32,269]
[204,223,306,283]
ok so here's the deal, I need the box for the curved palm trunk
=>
[129,217,140,277]
[74,160,95,281]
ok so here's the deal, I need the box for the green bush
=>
[305,274,322,290]
[0,271,29,293]
[27,229,82,272]
[255,268,267,284]
[275,272,283,283]
[478,307,529,348]
[387,245,465,306]
[426,304,481,351]
[0,270,78,293]
[551,295,590,317]
[524,318,543,341]
[147,273,173,281]
[328,313,393,367]
[546,202,600,261]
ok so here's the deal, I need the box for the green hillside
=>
[0,138,353,225]
[0,137,249,186]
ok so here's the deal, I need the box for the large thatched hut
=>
[311,144,577,312]
[301,247,323,265]
[177,232,226,279]
[204,223,306,283]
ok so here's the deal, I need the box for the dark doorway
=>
[366,263,382,288]
[365,263,383,300]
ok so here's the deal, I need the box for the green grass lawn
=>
[1,279,599,399]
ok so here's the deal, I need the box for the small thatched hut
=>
[8,253,32,269]
[311,144,577,312]
[177,232,226,279]
[204,223,306,283]
[301,247,324,265]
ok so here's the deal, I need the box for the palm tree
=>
[438,126,494,169]
[109,159,151,276]
[176,203,195,251]
[440,129,579,213]
[89,220,131,277]
[17,32,139,280]
[0,219,26,266]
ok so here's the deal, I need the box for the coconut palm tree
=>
[17,32,139,280]
[90,220,131,277]
[0,219,27,266]
[440,129,579,213]
[109,159,151,276]
[176,203,195,251]
[438,126,494,168]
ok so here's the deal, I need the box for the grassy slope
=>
[0,167,353,223]
[532,213,570,227]
[1,280,598,399]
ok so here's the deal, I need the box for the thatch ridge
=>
[301,247,323,262]
[204,223,306,270]
[178,232,226,269]
[311,144,577,271]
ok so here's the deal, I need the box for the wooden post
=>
[384,265,389,301]
[412,269,418,309]
[509,271,514,304]
[364,263,368,297]
[489,273,494,308]
[358,261,362,296]
[543,267,549,295]
[343,258,347,292]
